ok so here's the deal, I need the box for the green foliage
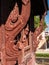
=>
[43,20,47,30]
[34,16,40,28]
[34,16,47,30]
[45,36,49,40]
[36,53,49,57]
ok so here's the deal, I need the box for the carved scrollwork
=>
[5,0,31,59]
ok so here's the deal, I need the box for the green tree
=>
[34,16,47,30]
[43,20,47,30]
[34,16,40,28]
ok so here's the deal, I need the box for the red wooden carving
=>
[0,0,31,65]
[0,0,46,65]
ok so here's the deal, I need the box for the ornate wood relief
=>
[0,0,46,65]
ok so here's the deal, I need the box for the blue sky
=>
[45,0,49,25]
[45,0,49,31]
[45,11,49,31]
[48,0,49,7]
[45,11,49,25]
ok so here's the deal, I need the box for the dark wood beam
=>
[43,0,47,11]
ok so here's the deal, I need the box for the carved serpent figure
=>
[0,0,31,65]
[0,0,46,65]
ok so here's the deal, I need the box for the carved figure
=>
[0,0,46,65]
